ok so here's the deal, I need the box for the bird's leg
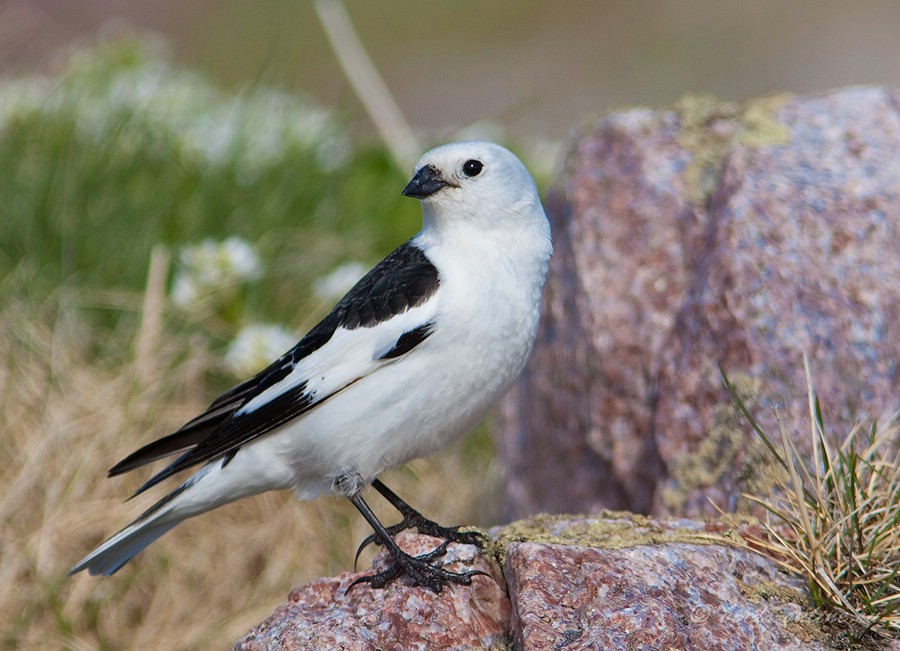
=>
[353,478,486,568]
[373,478,487,544]
[345,491,487,592]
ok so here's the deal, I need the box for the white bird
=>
[70,141,553,590]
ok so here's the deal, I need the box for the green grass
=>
[721,360,900,639]
[0,38,420,342]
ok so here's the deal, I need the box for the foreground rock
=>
[237,517,893,650]
[235,532,509,651]
[498,86,900,520]
[508,534,817,650]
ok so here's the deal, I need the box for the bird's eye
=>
[462,159,483,177]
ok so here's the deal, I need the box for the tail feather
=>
[72,449,275,576]
[69,517,182,576]
[70,478,199,576]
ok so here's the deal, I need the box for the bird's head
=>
[403,141,545,235]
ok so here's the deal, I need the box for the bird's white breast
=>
[267,221,549,496]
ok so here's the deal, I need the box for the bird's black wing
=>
[109,241,440,494]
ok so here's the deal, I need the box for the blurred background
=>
[6,0,900,140]
[3,1,900,648]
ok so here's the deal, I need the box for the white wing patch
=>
[237,298,439,416]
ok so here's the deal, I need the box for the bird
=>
[70,140,553,591]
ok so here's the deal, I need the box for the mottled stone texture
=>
[237,518,892,650]
[234,533,509,651]
[498,87,900,519]
[508,542,822,651]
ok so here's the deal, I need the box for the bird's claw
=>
[353,514,486,570]
[347,540,489,593]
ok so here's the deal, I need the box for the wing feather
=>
[109,240,441,490]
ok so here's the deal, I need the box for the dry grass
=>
[0,288,498,650]
[722,359,900,639]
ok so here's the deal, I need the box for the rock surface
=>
[498,86,900,520]
[234,532,509,651]
[237,517,895,650]
[508,540,819,651]
[497,515,872,650]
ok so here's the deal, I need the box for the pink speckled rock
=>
[237,517,894,649]
[234,533,510,651]
[498,86,900,519]
[507,541,832,651]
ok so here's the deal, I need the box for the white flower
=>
[312,261,368,301]
[170,272,201,309]
[224,323,296,376]
[8,41,348,176]
[170,237,262,309]
[181,237,262,284]
[218,236,263,281]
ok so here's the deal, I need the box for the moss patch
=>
[673,93,792,205]
[738,578,808,606]
[733,579,870,648]
[784,610,893,651]
[659,372,787,513]
[489,511,718,566]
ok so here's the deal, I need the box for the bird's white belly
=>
[286,335,522,492]
[242,306,534,501]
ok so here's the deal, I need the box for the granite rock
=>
[507,540,825,651]
[498,87,900,519]
[234,532,509,651]
[237,517,895,650]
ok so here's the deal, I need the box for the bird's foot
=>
[353,512,486,569]
[347,540,489,593]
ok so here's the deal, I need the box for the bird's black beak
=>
[402,165,451,199]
